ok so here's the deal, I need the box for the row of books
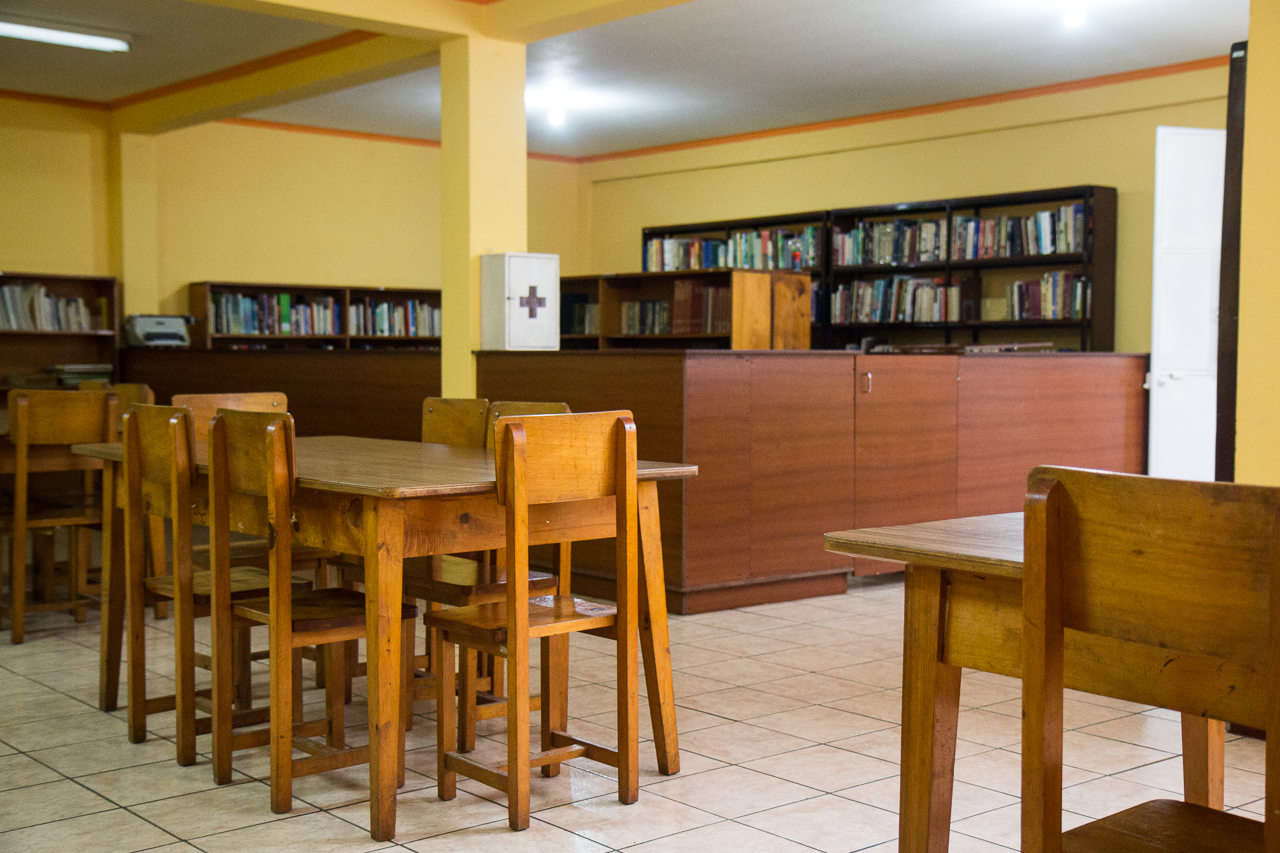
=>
[832,218,948,266]
[560,294,600,335]
[952,203,1085,260]
[1004,272,1090,320]
[643,225,822,272]
[671,280,733,334]
[348,299,441,337]
[0,283,103,332]
[831,276,972,325]
[212,293,341,336]
[619,300,672,335]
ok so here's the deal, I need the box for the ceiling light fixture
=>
[0,18,130,52]
[548,109,566,127]
[1063,7,1087,27]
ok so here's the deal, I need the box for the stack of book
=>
[0,282,100,332]
[644,237,728,271]
[212,292,342,336]
[1005,272,1090,319]
[560,294,600,335]
[952,203,1084,260]
[832,218,948,266]
[830,276,961,324]
[348,299,440,337]
[671,280,733,334]
[644,225,822,272]
[619,300,671,335]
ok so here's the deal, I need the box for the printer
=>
[124,315,193,348]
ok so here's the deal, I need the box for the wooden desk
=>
[79,436,696,841]
[824,513,1224,853]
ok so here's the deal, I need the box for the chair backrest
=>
[485,401,571,450]
[207,408,297,500]
[494,410,636,508]
[172,392,287,449]
[7,388,118,448]
[81,381,155,408]
[121,404,196,580]
[1022,465,1280,851]
[422,397,489,446]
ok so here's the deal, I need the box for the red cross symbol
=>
[519,286,547,318]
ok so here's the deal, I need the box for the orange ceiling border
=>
[222,117,440,147]
[0,88,107,111]
[578,53,1232,164]
[109,31,381,110]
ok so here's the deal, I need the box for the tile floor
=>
[0,574,1267,852]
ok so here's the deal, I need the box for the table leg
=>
[1181,714,1225,809]
[900,564,961,853]
[637,480,679,775]
[98,462,125,712]
[364,499,404,842]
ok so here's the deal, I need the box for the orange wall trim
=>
[579,53,1232,164]
[0,88,108,111]
[110,31,381,109]
[220,117,441,147]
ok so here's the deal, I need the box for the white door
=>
[1148,126,1226,480]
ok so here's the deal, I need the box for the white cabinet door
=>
[1148,126,1225,480]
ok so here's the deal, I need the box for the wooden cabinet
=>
[476,350,1146,613]
[557,269,811,350]
[190,281,441,350]
[0,272,120,389]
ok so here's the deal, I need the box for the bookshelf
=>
[827,186,1115,351]
[640,186,1117,352]
[559,269,810,350]
[189,282,442,351]
[0,272,120,390]
[642,211,826,275]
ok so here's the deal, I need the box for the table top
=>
[824,512,1023,579]
[73,434,698,499]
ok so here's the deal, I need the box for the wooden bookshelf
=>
[189,282,441,351]
[559,269,810,350]
[641,186,1117,352]
[0,271,120,390]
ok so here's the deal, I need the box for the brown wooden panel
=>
[957,354,1148,516]
[854,355,958,529]
[121,349,441,441]
[771,272,812,350]
[730,271,772,350]
[682,353,752,588]
[747,353,855,579]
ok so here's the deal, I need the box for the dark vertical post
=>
[1216,41,1247,482]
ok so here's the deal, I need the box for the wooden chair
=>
[1022,465,1280,853]
[484,401,571,449]
[121,404,304,765]
[427,410,640,831]
[207,408,417,811]
[422,397,489,446]
[1,389,116,644]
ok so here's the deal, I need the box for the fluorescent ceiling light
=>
[1063,7,1087,27]
[0,19,130,52]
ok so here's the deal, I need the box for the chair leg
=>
[324,643,346,748]
[231,627,253,711]
[436,632,457,801]
[343,639,357,705]
[126,524,149,745]
[402,619,415,733]
[173,586,196,766]
[210,616,236,785]
[540,634,569,778]
[8,530,23,644]
[459,647,477,753]
[291,648,304,725]
[507,630,530,831]
[70,529,88,623]
[147,516,169,621]
[36,531,55,604]
[270,646,298,814]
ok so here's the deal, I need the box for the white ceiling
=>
[0,0,1251,158]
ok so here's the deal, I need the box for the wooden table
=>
[824,513,1225,853]
[78,435,696,841]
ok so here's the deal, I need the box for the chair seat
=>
[339,554,558,606]
[191,539,333,571]
[144,565,310,602]
[424,594,616,645]
[0,499,101,529]
[233,587,417,631]
[1063,799,1263,853]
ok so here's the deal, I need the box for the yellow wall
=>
[1236,4,1280,485]
[0,99,111,276]
[581,66,1230,354]
[153,121,440,313]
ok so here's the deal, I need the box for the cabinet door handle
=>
[861,372,873,393]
